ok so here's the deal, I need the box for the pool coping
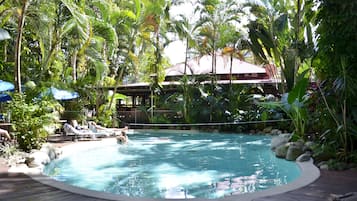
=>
[28,137,320,201]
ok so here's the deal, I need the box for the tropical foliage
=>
[312,0,357,162]
[157,75,276,132]
[261,72,310,140]
[244,0,315,92]
[6,93,63,152]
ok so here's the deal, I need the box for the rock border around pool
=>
[25,137,320,201]
[6,143,63,174]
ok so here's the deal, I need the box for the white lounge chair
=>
[63,123,98,140]
[88,121,121,136]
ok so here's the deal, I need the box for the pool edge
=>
[27,148,320,201]
[220,158,320,201]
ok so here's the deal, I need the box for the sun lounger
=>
[88,121,123,136]
[70,120,88,130]
[63,123,98,140]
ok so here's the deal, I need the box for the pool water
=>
[44,131,301,199]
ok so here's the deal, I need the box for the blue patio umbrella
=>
[46,87,79,100]
[0,80,14,102]
[0,93,11,102]
[0,28,11,41]
[0,80,14,92]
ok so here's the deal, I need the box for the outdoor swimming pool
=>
[44,131,301,199]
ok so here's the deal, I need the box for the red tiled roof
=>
[165,55,266,76]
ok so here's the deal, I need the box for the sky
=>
[163,1,195,65]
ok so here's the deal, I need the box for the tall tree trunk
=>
[155,31,160,86]
[294,0,301,87]
[212,27,217,80]
[108,65,125,127]
[14,0,29,93]
[230,53,233,87]
[211,49,215,76]
[3,40,7,62]
[296,0,301,43]
[71,50,77,81]
[41,44,57,80]
[184,37,189,75]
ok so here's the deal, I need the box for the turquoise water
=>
[44,131,301,199]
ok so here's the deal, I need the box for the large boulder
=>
[296,152,311,162]
[263,126,273,133]
[320,164,329,170]
[7,152,28,167]
[303,141,315,152]
[40,143,59,160]
[8,164,29,173]
[275,143,289,158]
[270,129,282,135]
[26,151,50,168]
[286,141,304,161]
[271,134,292,151]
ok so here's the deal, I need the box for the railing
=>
[117,108,180,124]
[127,119,292,130]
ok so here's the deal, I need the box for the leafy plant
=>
[260,73,309,140]
[164,77,265,131]
[0,142,17,159]
[245,0,315,93]
[313,0,357,162]
[6,93,62,152]
[97,92,126,127]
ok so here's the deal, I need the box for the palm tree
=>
[194,0,241,80]
[0,1,14,71]
[1,1,59,82]
[245,0,315,92]
[27,0,79,81]
[194,0,219,77]
[14,0,30,93]
[110,0,145,83]
[171,14,197,75]
[170,12,200,122]
[90,0,140,122]
[218,22,243,87]
[3,0,91,88]
[60,0,91,82]
[138,0,172,121]
[142,0,171,82]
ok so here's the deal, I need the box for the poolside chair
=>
[63,123,98,140]
[88,121,121,136]
[63,123,110,139]
[70,119,89,130]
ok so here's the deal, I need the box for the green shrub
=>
[0,142,17,159]
[7,93,63,152]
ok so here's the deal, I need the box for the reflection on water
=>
[44,132,301,199]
